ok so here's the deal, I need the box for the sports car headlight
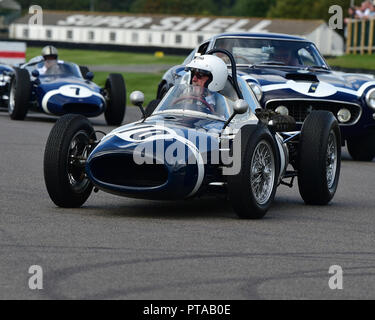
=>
[248,83,263,101]
[275,106,289,116]
[366,88,375,110]
[337,108,351,123]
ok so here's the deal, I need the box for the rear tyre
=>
[104,74,126,126]
[145,99,160,117]
[8,68,31,120]
[298,111,341,205]
[44,114,95,208]
[347,132,375,161]
[228,126,279,219]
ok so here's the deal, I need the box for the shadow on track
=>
[50,194,319,222]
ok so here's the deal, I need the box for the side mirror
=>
[233,99,249,114]
[31,69,40,78]
[85,71,94,81]
[130,91,146,119]
[222,99,249,131]
[130,91,145,107]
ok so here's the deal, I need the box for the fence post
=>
[360,19,366,55]
[346,19,352,54]
[353,20,358,55]
[369,19,374,54]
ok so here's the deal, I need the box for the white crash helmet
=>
[42,45,58,59]
[185,54,228,92]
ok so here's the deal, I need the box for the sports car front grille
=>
[90,153,168,188]
[265,100,361,125]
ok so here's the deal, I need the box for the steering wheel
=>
[173,96,215,113]
[234,55,252,64]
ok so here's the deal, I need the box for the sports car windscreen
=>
[155,84,233,120]
[213,37,327,68]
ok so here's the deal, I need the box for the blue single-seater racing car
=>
[7,56,126,125]
[43,50,341,219]
[0,64,14,108]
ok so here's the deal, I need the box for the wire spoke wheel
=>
[67,130,91,193]
[326,130,337,190]
[8,80,16,114]
[44,114,95,208]
[228,127,279,219]
[250,140,275,205]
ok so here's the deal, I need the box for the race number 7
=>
[69,86,81,96]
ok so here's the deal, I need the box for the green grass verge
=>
[94,71,163,106]
[326,54,375,70]
[27,47,184,66]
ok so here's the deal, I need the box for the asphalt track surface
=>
[0,107,374,300]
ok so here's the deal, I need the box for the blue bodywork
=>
[0,57,106,117]
[22,58,106,117]
[0,64,14,107]
[0,64,13,76]
[86,114,225,200]
[239,67,375,141]
[237,66,375,141]
[85,77,261,200]
[33,75,105,117]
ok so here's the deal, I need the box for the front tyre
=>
[228,126,279,219]
[44,114,96,208]
[8,68,31,120]
[104,74,126,126]
[298,111,341,205]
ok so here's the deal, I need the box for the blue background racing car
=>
[7,56,126,126]
[156,33,375,161]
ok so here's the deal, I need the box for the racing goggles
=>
[188,68,211,79]
[44,55,58,60]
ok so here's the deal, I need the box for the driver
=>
[272,46,298,66]
[184,54,228,115]
[38,45,59,75]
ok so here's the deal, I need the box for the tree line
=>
[17,0,353,22]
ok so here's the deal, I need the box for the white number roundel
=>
[59,85,93,98]
[286,80,337,97]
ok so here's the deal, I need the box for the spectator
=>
[348,6,356,19]
[354,1,375,19]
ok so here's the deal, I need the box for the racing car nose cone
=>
[86,132,205,200]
